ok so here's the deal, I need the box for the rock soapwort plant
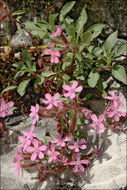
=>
[1,86,125,180]
[0,0,127,185]
[0,1,127,97]
[12,84,126,180]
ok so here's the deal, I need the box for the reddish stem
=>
[60,33,68,45]
[21,163,38,168]
[69,113,77,134]
[50,38,65,45]
[38,113,56,118]
[57,118,62,133]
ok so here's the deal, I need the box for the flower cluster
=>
[15,128,89,176]
[14,86,126,180]
[105,91,126,121]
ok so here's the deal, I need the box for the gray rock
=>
[10,34,32,48]
[85,0,127,38]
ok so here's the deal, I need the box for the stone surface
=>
[84,0,127,38]
[10,34,32,48]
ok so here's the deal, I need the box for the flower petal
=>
[7,101,14,107]
[31,152,37,161]
[39,145,47,151]
[38,151,44,159]
[45,93,52,100]
[91,114,98,122]
[62,84,71,91]
[47,103,53,110]
[99,114,104,122]
[44,49,51,55]
[72,81,78,89]
[75,86,83,92]
[79,164,84,173]
[54,93,60,100]
[32,139,38,148]
[70,93,76,99]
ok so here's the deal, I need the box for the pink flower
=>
[18,136,31,151]
[64,135,73,142]
[68,138,87,152]
[29,104,39,125]
[26,139,47,161]
[50,133,66,147]
[106,91,124,107]
[63,81,83,99]
[89,114,104,134]
[24,125,36,140]
[14,150,24,163]
[47,144,60,163]
[41,93,62,110]
[69,153,89,173]
[106,105,126,121]
[82,108,92,119]
[14,151,24,176]
[44,44,60,63]
[0,98,14,117]
[52,25,62,37]
[14,161,22,176]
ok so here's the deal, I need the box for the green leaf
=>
[59,1,75,22]
[36,20,49,28]
[115,43,127,57]
[88,70,100,88]
[14,70,25,78]
[62,74,70,81]
[104,30,118,56]
[75,51,83,62]
[62,62,71,70]
[82,93,91,102]
[31,30,47,38]
[41,71,55,77]
[17,79,31,96]
[76,7,87,39]
[49,13,58,31]
[62,53,73,70]
[12,62,26,69]
[9,106,17,111]
[35,75,45,85]
[92,47,103,56]
[43,136,51,144]
[17,23,25,34]
[1,86,17,94]
[31,63,36,72]
[87,24,105,39]
[24,21,40,30]
[64,19,76,45]
[76,75,85,81]
[12,10,25,16]
[22,49,32,68]
[97,77,107,91]
[79,31,92,51]
[112,65,127,85]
